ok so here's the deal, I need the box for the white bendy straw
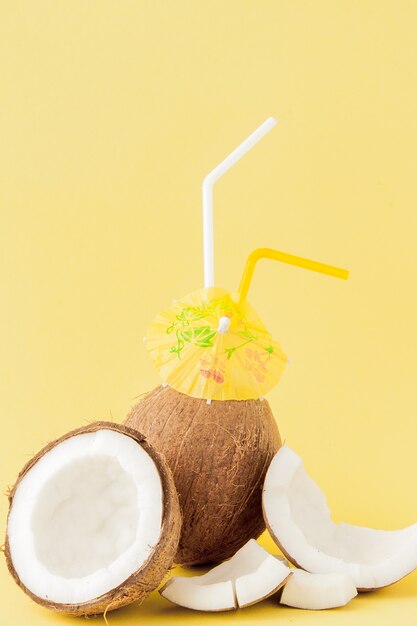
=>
[202,116,277,288]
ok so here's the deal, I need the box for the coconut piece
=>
[125,385,281,565]
[279,569,357,610]
[263,445,417,591]
[160,539,291,611]
[4,422,181,616]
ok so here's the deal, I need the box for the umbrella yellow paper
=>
[146,286,287,401]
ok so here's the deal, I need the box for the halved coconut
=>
[263,445,417,591]
[4,422,181,616]
[279,569,357,610]
[160,539,290,611]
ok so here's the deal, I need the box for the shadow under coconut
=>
[361,570,417,601]
[100,586,365,625]
[42,569,417,624]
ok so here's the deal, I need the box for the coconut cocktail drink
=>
[8,117,417,617]
[126,118,349,565]
[3,117,349,616]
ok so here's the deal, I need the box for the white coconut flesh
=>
[160,539,290,611]
[7,429,163,605]
[280,569,357,610]
[263,445,417,590]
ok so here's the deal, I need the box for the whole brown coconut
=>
[126,386,281,565]
[4,422,181,616]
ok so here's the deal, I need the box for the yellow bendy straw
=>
[238,247,349,303]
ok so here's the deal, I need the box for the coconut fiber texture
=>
[4,421,181,616]
[125,386,281,565]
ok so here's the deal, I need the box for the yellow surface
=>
[1,0,417,623]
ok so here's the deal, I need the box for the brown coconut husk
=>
[126,386,281,565]
[4,421,181,616]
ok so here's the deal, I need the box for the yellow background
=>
[1,1,417,623]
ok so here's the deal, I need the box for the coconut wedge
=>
[279,569,357,609]
[160,539,291,611]
[263,445,417,591]
[5,422,181,616]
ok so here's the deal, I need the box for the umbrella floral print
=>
[146,287,287,400]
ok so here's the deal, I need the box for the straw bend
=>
[203,117,277,288]
[238,247,349,303]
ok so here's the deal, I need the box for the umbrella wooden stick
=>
[203,117,277,288]
[238,248,349,304]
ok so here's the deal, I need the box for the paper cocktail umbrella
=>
[145,285,286,401]
[127,118,349,565]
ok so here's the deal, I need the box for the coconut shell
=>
[4,421,181,616]
[125,386,281,565]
